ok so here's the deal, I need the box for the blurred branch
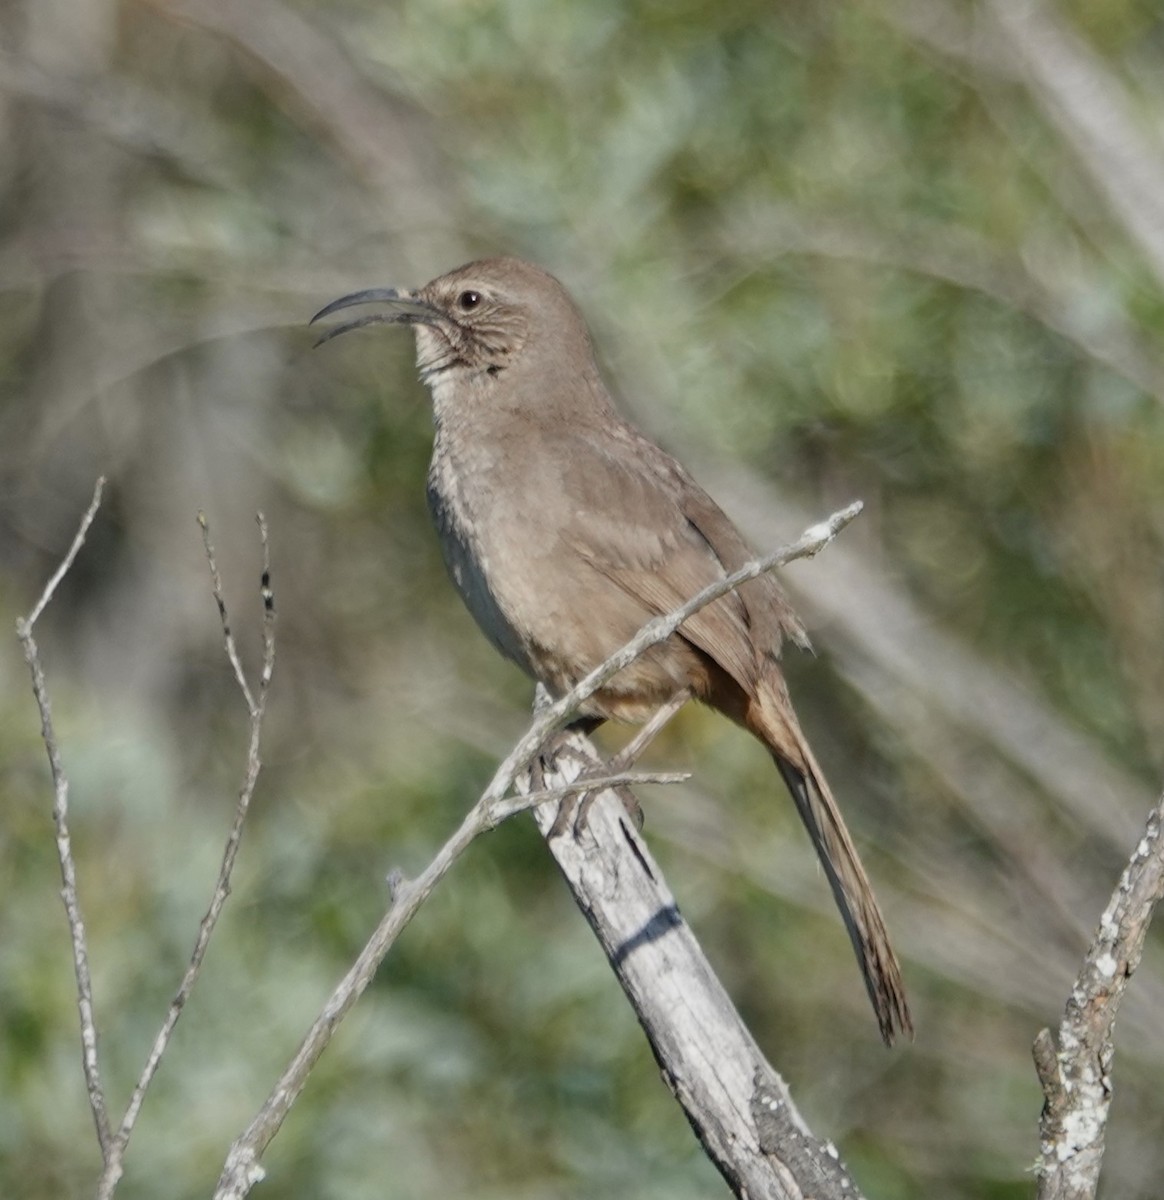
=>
[718,201,1164,407]
[15,477,111,1156]
[0,49,238,192]
[1033,791,1164,1199]
[698,470,1154,856]
[877,0,1021,82]
[984,0,1164,293]
[214,503,866,1199]
[147,0,461,263]
[883,0,1164,293]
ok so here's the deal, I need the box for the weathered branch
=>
[1032,792,1164,1199]
[527,724,868,1200]
[214,501,864,1198]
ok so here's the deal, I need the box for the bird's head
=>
[311,257,596,392]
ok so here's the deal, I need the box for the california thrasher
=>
[312,257,912,1045]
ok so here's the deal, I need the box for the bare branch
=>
[15,477,112,1157]
[197,510,257,713]
[1033,792,1164,1199]
[214,501,863,1198]
[22,477,107,630]
[214,791,482,1196]
[17,487,278,1197]
[94,512,278,1200]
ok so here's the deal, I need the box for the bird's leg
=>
[536,715,604,838]
[573,689,691,831]
[531,716,603,790]
[530,683,621,837]
[608,689,691,773]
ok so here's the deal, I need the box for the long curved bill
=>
[309,287,441,346]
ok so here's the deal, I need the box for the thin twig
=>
[484,770,691,828]
[197,511,257,713]
[15,476,112,1157]
[214,500,862,1199]
[1032,792,1164,1199]
[95,512,278,1200]
[23,478,107,629]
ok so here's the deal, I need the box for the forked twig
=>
[17,478,280,1198]
[94,512,278,1200]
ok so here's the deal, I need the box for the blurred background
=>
[2,0,1163,1196]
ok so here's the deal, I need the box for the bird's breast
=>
[426,420,537,673]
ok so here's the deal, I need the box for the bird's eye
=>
[457,290,481,311]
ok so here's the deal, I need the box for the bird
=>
[311,256,912,1045]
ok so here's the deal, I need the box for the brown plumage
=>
[312,257,912,1045]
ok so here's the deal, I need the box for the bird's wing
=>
[669,460,810,656]
[556,426,787,694]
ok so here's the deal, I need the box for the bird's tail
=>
[746,676,912,1046]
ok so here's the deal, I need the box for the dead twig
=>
[15,476,111,1157]
[484,770,691,827]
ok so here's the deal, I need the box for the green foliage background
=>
[2,0,1163,1196]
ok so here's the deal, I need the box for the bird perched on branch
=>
[312,257,912,1045]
